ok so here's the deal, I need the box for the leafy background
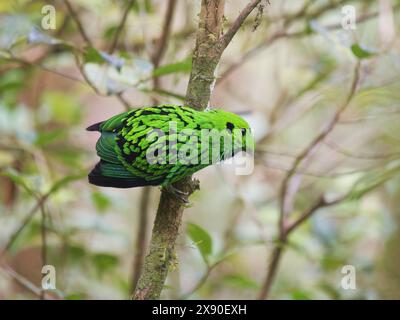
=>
[0,0,400,299]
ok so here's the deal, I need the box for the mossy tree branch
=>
[133,0,262,300]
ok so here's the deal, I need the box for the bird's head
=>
[207,109,255,155]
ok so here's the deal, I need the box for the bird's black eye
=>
[226,122,235,132]
[241,128,246,136]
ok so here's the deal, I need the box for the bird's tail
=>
[88,161,162,188]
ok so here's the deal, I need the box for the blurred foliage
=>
[0,0,400,300]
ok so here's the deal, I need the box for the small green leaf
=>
[67,245,87,261]
[65,293,86,300]
[42,91,82,124]
[152,57,192,78]
[1,169,34,196]
[93,253,119,276]
[350,44,374,59]
[222,274,260,289]
[91,191,111,213]
[187,222,212,263]
[83,47,104,64]
[84,47,125,71]
[103,25,119,40]
[132,0,153,13]
[304,20,313,35]
[47,172,87,194]
[34,129,66,146]
[0,69,25,93]
[291,290,313,300]
[347,164,400,200]
[0,150,14,166]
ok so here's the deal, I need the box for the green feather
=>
[96,132,120,164]
[88,105,254,188]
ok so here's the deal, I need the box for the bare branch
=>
[0,174,84,261]
[151,0,177,68]
[1,55,84,83]
[63,0,93,46]
[279,62,360,226]
[220,0,264,50]
[109,0,136,54]
[116,93,131,111]
[39,202,48,300]
[130,187,151,294]
[181,198,244,299]
[286,195,347,234]
[0,264,55,299]
[258,62,361,300]
[218,1,386,83]
[0,194,49,260]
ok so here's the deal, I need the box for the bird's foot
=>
[162,184,190,205]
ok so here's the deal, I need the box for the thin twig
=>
[258,62,361,300]
[218,30,301,83]
[220,0,264,50]
[151,0,177,92]
[109,0,136,54]
[181,259,224,300]
[257,193,349,300]
[0,194,49,260]
[151,0,177,68]
[116,93,131,111]
[279,62,360,226]
[130,187,151,294]
[63,0,93,46]
[0,264,51,299]
[0,174,85,260]
[218,1,383,83]
[286,195,346,234]
[1,55,84,83]
[181,198,244,299]
[64,1,134,109]
[39,202,47,300]
[323,139,400,161]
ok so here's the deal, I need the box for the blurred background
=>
[1,0,400,299]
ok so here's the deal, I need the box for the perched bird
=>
[87,105,253,190]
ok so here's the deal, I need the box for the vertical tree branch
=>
[184,0,226,110]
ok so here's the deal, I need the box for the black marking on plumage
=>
[226,122,235,132]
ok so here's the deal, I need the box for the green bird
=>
[87,105,253,189]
